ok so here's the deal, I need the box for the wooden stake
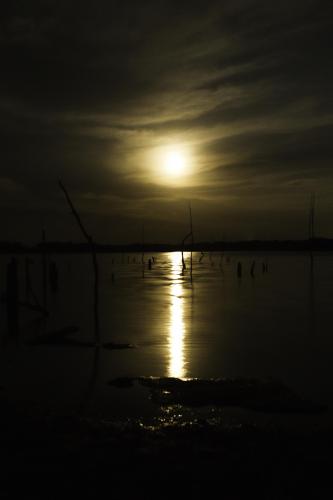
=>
[6,258,19,337]
[189,203,193,282]
[141,224,145,278]
[42,228,47,310]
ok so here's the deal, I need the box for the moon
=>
[164,150,186,177]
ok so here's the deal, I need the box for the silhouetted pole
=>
[25,257,31,300]
[42,228,47,310]
[219,252,224,275]
[49,261,59,293]
[309,192,316,272]
[141,224,145,278]
[6,258,19,336]
[189,203,193,282]
[181,248,186,272]
[59,180,100,344]
[181,204,193,276]
[24,257,46,312]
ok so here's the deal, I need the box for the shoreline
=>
[2,238,333,254]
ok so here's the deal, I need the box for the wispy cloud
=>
[1,0,332,240]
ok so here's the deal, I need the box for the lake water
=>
[1,251,333,427]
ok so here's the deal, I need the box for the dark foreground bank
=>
[1,393,332,500]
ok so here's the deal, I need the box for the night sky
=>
[1,0,332,243]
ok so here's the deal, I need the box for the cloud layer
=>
[1,0,332,242]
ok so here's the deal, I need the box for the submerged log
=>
[103,342,134,350]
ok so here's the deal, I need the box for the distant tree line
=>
[1,238,333,254]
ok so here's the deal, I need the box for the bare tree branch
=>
[59,180,100,344]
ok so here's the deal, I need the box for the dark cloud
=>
[0,0,332,241]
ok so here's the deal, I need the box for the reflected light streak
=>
[168,252,186,378]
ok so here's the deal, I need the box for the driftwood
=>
[103,342,134,350]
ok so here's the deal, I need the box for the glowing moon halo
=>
[164,150,186,177]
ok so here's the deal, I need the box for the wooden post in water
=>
[181,248,186,272]
[141,224,145,278]
[49,261,59,293]
[189,203,194,282]
[181,204,193,277]
[42,228,47,310]
[309,192,315,272]
[59,180,100,345]
[25,257,31,301]
[237,262,242,279]
[6,258,19,337]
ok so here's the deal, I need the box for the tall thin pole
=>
[42,227,47,311]
[189,203,193,282]
[142,224,145,278]
[309,193,315,241]
[309,193,315,271]
[181,204,194,279]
